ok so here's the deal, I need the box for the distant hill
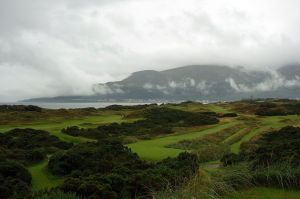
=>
[24,64,300,102]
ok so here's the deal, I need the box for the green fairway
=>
[229,187,300,199]
[222,127,247,144]
[0,114,135,143]
[127,121,239,160]
[230,115,300,153]
[164,102,229,113]
[28,159,63,190]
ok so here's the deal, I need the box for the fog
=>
[1,0,300,101]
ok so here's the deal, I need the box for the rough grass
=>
[228,187,300,199]
[155,163,253,199]
[34,190,84,199]
[127,121,239,161]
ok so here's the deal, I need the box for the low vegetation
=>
[1,100,300,199]
[61,107,219,140]
[0,128,72,165]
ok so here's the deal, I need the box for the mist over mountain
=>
[25,64,300,102]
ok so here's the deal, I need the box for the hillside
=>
[24,64,300,102]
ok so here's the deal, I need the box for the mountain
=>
[24,64,300,102]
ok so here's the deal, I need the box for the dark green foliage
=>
[0,128,73,165]
[255,108,287,116]
[62,121,173,140]
[62,108,219,140]
[255,101,300,116]
[243,126,300,167]
[0,105,42,112]
[103,104,157,111]
[48,140,199,198]
[221,126,300,189]
[143,108,218,126]
[222,126,300,168]
[48,141,145,176]
[1,128,72,150]
[0,160,32,199]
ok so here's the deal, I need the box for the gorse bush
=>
[221,126,300,189]
[48,140,199,198]
[242,126,300,167]
[255,101,300,116]
[0,128,72,165]
[62,107,219,140]
[0,160,32,199]
[0,105,42,112]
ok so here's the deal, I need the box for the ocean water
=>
[1,102,152,109]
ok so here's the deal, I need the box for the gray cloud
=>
[1,0,300,101]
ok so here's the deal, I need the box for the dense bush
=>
[221,126,300,189]
[0,128,73,165]
[255,101,300,116]
[48,140,145,176]
[62,108,219,140]
[0,105,42,112]
[143,108,218,126]
[48,140,199,198]
[0,160,32,199]
[255,108,287,116]
[222,126,300,167]
[242,126,300,167]
[103,104,157,111]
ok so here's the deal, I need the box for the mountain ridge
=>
[23,64,300,102]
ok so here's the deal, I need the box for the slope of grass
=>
[229,115,300,153]
[228,187,300,199]
[28,159,64,190]
[127,121,239,161]
[0,114,137,143]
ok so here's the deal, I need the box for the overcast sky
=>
[1,0,300,102]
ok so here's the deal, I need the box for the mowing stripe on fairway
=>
[127,121,239,161]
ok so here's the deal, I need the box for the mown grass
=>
[0,114,137,143]
[229,115,300,153]
[127,121,239,161]
[163,102,229,113]
[28,159,64,191]
[228,187,300,199]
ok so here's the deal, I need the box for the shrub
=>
[49,140,199,198]
[0,160,32,199]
